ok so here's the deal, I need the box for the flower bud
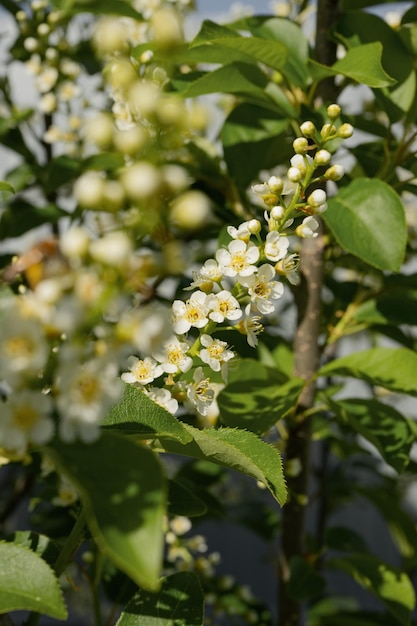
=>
[106,59,136,90]
[267,176,283,194]
[287,167,304,183]
[93,18,126,55]
[248,219,261,234]
[170,190,211,230]
[300,121,316,137]
[320,123,336,138]
[324,164,344,181]
[128,80,161,118]
[307,189,327,207]
[74,172,104,209]
[314,149,331,166]
[60,227,90,259]
[113,126,147,156]
[293,137,309,154]
[102,180,125,212]
[120,162,161,201]
[89,231,133,267]
[271,205,285,219]
[327,103,341,119]
[84,113,114,149]
[150,7,183,47]
[338,123,354,139]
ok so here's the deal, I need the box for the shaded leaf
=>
[47,432,166,591]
[329,398,413,473]
[0,181,15,194]
[116,572,203,626]
[318,347,417,397]
[288,557,326,602]
[218,359,304,434]
[328,554,415,625]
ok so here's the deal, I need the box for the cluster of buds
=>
[14,0,87,151]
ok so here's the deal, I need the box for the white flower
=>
[172,290,210,334]
[199,334,234,378]
[56,356,122,443]
[215,240,259,278]
[264,231,290,262]
[145,387,178,415]
[296,216,319,238]
[35,66,58,92]
[0,309,49,385]
[52,475,79,507]
[117,304,172,355]
[307,189,327,213]
[153,336,192,374]
[121,356,163,385]
[186,367,216,416]
[275,253,300,286]
[240,264,284,314]
[237,305,264,348]
[207,290,242,324]
[186,259,223,291]
[0,391,54,455]
[227,219,260,241]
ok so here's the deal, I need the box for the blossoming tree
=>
[1,0,417,625]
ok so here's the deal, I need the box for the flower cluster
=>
[121,104,351,421]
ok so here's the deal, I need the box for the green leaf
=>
[218,359,304,434]
[0,181,15,194]
[248,17,309,87]
[0,200,66,239]
[323,179,406,271]
[353,290,417,327]
[220,103,290,188]
[51,0,143,19]
[175,62,270,101]
[0,541,67,618]
[190,20,287,72]
[358,486,417,568]
[167,479,207,517]
[7,532,60,566]
[103,383,192,444]
[325,526,369,553]
[45,156,81,194]
[115,572,203,626]
[318,347,417,397]
[329,398,413,473]
[47,432,166,591]
[310,43,395,88]
[82,152,125,171]
[156,424,287,506]
[328,554,415,625]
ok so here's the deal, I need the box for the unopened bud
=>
[150,7,183,47]
[170,190,211,230]
[293,137,309,154]
[74,172,104,209]
[113,126,148,156]
[271,205,285,219]
[267,176,283,194]
[307,189,327,207]
[120,162,161,201]
[321,123,336,138]
[338,123,354,139]
[314,149,331,166]
[327,103,341,119]
[300,121,316,137]
[287,167,304,183]
[325,164,344,181]
[84,113,114,149]
[248,219,261,234]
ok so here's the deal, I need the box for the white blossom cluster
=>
[121,104,352,422]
